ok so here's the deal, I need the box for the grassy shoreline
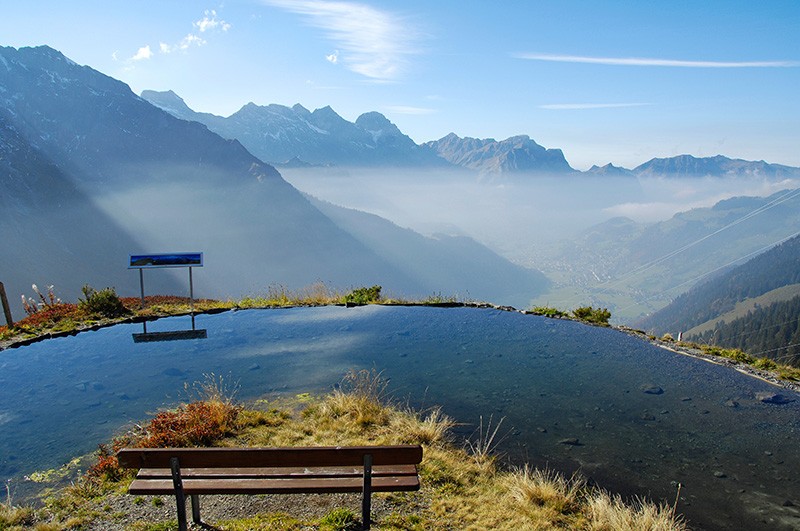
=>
[1,370,687,530]
[2,287,798,389]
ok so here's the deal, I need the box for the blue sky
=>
[2,1,798,169]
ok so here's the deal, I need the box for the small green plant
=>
[753,357,778,370]
[572,306,611,326]
[319,507,359,530]
[344,285,382,305]
[79,285,130,318]
[421,292,458,304]
[530,306,568,318]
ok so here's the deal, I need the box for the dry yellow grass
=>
[7,369,687,530]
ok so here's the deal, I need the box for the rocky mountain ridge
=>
[141,89,800,179]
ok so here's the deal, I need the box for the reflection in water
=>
[0,306,798,530]
[132,314,208,343]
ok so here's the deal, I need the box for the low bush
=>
[343,285,382,305]
[79,285,130,318]
[572,306,612,326]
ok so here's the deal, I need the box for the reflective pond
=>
[1,306,798,530]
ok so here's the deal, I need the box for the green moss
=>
[319,508,359,530]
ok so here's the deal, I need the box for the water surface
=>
[1,306,798,530]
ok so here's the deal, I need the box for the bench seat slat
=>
[118,446,422,469]
[128,475,421,495]
[136,464,419,480]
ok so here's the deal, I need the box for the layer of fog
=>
[281,167,798,268]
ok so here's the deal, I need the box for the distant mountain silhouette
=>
[633,154,800,179]
[141,90,444,167]
[423,133,575,176]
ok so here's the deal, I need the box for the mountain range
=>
[141,89,800,179]
[0,45,548,312]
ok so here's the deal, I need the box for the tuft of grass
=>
[392,406,455,447]
[0,502,35,528]
[585,491,686,530]
[419,292,459,305]
[505,466,584,523]
[320,369,391,428]
[464,415,506,472]
[319,507,360,531]
[237,282,342,308]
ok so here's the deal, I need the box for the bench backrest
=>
[117,445,423,469]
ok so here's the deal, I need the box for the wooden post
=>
[0,282,13,327]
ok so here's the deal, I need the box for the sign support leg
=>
[139,269,145,309]
[189,267,194,313]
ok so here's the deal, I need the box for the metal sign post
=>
[129,253,203,311]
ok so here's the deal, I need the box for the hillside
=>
[638,234,800,364]
[536,189,800,322]
[689,294,800,366]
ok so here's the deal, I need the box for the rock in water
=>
[640,384,664,395]
[756,392,793,404]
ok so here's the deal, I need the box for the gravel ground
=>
[80,490,420,529]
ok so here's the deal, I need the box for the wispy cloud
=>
[515,53,799,68]
[130,45,153,61]
[194,9,231,33]
[122,9,230,61]
[384,105,436,115]
[263,0,423,81]
[540,102,651,110]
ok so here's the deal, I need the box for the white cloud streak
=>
[263,0,422,81]
[516,53,799,68]
[540,103,651,110]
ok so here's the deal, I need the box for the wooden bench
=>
[116,445,423,530]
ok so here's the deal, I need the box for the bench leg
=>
[191,494,201,524]
[170,457,188,531]
[362,454,373,531]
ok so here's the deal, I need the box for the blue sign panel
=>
[129,253,203,269]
